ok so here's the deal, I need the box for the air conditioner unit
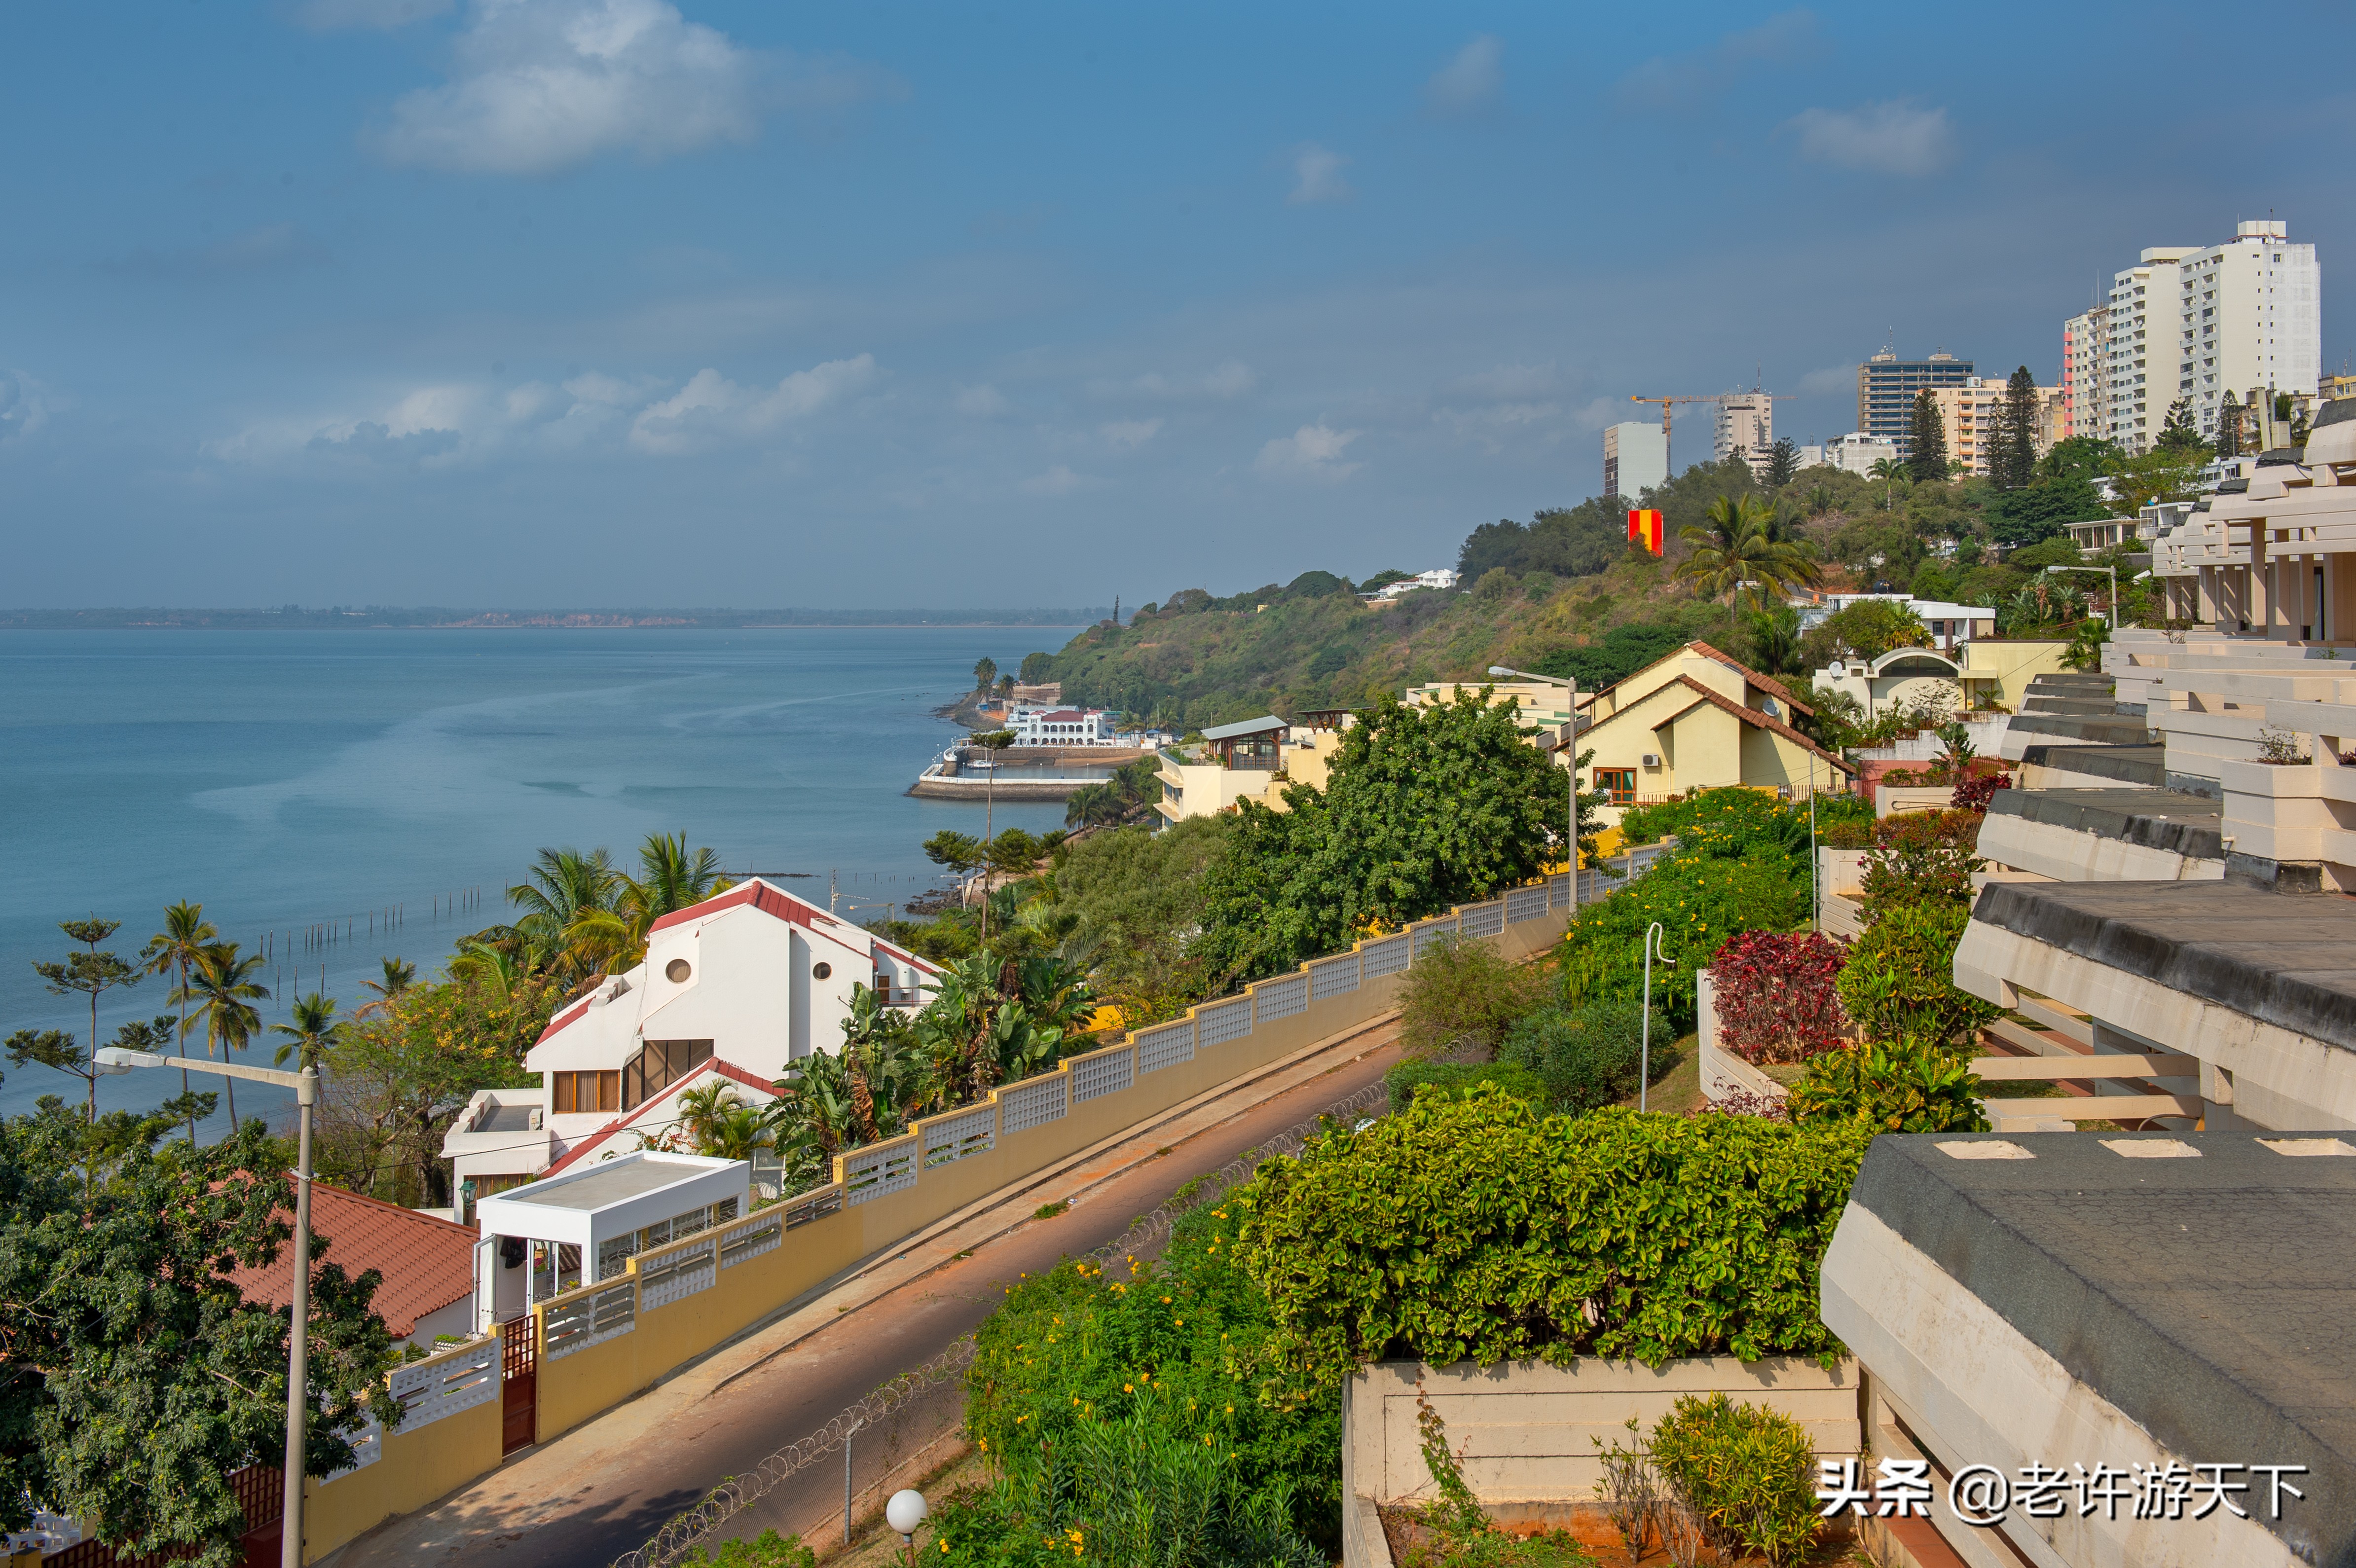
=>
[1640,752,1662,768]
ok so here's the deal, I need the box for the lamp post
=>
[1638,922,1675,1112]
[1489,666,1580,911]
[887,1489,930,1566]
[96,1046,319,1568]
[2044,563,2120,633]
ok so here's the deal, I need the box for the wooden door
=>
[501,1316,537,1455]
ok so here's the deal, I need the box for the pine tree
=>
[2215,391,2242,459]
[1764,437,1800,487]
[1993,366,2040,489]
[1907,390,1948,484]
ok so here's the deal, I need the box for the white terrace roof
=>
[477,1151,747,1248]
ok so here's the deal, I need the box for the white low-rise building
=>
[1009,706,1119,746]
[1793,593,1997,652]
[1369,568,1460,600]
[444,879,937,1200]
[1797,432,1899,476]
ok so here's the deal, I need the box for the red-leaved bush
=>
[1712,930,1849,1065]
[1950,773,2013,812]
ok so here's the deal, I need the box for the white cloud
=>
[290,0,453,29]
[1797,363,1854,394]
[1100,417,1162,449]
[955,383,1012,418]
[0,370,56,442]
[1617,10,1818,104]
[372,0,895,176]
[1287,144,1352,206]
[1424,35,1502,117]
[1784,100,1955,176]
[628,353,879,452]
[1255,423,1360,483]
[1020,465,1091,496]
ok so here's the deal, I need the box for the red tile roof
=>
[224,1183,477,1340]
[1630,675,1854,773]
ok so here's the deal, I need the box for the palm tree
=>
[672,1079,740,1150]
[270,991,341,1069]
[563,833,733,973]
[175,941,269,1128]
[1674,495,1823,610]
[356,956,417,1018]
[507,847,620,977]
[142,901,216,1142]
[448,941,526,1004]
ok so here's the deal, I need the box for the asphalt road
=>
[430,1036,1402,1568]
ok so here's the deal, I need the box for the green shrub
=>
[1396,935,1549,1059]
[1497,997,1668,1113]
[676,1531,815,1568]
[1833,900,1996,1047]
[1235,1089,1870,1394]
[1555,851,1809,1025]
[1616,786,1811,856]
[1857,809,1985,917]
[1647,1393,1820,1568]
[962,1203,1341,1547]
[1786,1040,1990,1134]
[1385,1060,1549,1115]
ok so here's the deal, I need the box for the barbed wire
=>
[610,1074,1400,1568]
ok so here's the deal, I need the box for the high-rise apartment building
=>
[1712,391,1775,480]
[1927,376,2059,476]
[2061,306,2106,439]
[2069,221,2320,455]
[2174,221,2320,441]
[1857,350,1973,455]
[1602,421,1667,501]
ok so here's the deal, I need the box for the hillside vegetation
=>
[1025,436,2153,729]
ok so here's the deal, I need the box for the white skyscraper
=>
[2174,220,2321,441]
[1603,421,1667,501]
[2102,248,2191,454]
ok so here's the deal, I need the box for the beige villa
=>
[1575,642,1851,821]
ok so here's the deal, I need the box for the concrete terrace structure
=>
[443,878,938,1195]
[1824,1131,2356,1568]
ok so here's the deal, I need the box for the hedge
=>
[1234,1087,1871,1393]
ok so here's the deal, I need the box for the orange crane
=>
[1628,391,1790,476]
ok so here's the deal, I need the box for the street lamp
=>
[1638,922,1676,1112]
[98,1046,320,1568]
[2043,563,2120,633]
[887,1489,930,1565]
[1489,665,1580,912]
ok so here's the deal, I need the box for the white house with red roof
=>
[1009,706,1116,746]
[442,878,937,1205]
[226,1183,479,1351]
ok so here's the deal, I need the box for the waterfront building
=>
[1009,705,1120,746]
[1601,420,1667,500]
[442,879,938,1198]
[1857,348,1974,455]
[1712,391,1775,481]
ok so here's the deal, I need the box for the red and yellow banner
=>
[1627,509,1663,554]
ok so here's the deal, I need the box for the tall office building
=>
[2101,248,2191,453]
[1857,349,1974,455]
[2175,221,2320,442]
[1713,391,1775,480]
[1603,421,1668,501]
[2061,306,2106,440]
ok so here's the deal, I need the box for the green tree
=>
[1817,600,1930,660]
[270,991,342,1070]
[561,833,732,972]
[356,956,417,1018]
[1192,688,1565,983]
[1742,601,1804,677]
[33,918,141,1122]
[2109,447,2209,512]
[505,846,619,978]
[922,829,987,876]
[1990,366,2040,489]
[1986,474,2110,547]
[1673,494,1821,608]
[1906,390,1948,484]
[2215,390,2244,459]
[173,942,270,1129]
[2158,397,2207,454]
[141,902,217,1141]
[1764,436,1801,487]
[1018,651,1054,685]
[973,656,999,691]
[0,1116,401,1568]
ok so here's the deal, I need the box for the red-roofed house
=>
[442,878,937,1203]
[225,1183,480,1350]
[1574,641,1853,821]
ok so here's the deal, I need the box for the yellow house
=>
[1577,641,1852,824]
[1153,713,1353,826]
[1404,679,1577,730]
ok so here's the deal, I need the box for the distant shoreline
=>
[0,609,1108,631]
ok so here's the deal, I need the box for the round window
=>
[666,958,691,983]
[813,961,833,981]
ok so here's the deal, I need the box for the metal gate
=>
[501,1316,537,1455]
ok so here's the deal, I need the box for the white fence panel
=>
[545,1279,637,1360]
[387,1339,499,1431]
[1136,1019,1197,1075]
[1310,953,1360,1000]
[1071,1046,1136,1103]
[843,1139,918,1206]
[718,1209,784,1269]
[638,1236,716,1310]
[922,1105,998,1168]
[1195,997,1252,1049]
[1256,973,1309,1023]
[1506,885,1548,924]
[1460,901,1505,939]
[999,1072,1070,1135]
[1362,935,1411,979]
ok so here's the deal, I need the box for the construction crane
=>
[1627,391,1791,476]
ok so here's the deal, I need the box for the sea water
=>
[0,627,1079,1130]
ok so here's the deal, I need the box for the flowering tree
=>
[1711,930,1849,1065]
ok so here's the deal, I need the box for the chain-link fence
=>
[609,1076,1397,1568]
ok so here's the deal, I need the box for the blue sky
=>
[2,1,2351,610]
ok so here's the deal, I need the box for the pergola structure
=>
[475,1151,749,1327]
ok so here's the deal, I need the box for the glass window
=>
[1593,768,1637,807]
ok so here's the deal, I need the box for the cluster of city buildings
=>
[1603,216,2336,499]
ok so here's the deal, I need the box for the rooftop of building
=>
[222,1183,477,1340]
[1988,786,2222,859]
[1971,879,2356,1053]
[1849,1130,2356,1564]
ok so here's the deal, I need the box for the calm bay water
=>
[0,627,1077,1130]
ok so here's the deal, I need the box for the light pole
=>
[1638,922,1675,1112]
[2044,563,2120,632]
[99,1046,319,1568]
[887,1489,930,1566]
[1488,666,1580,912]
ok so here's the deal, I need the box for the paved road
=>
[389,1035,1403,1568]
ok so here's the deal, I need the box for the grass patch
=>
[1032,1200,1069,1219]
